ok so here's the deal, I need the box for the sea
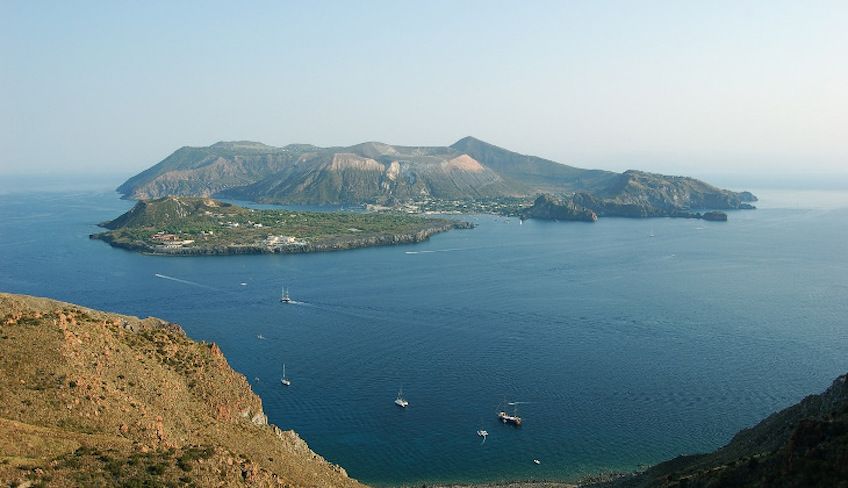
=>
[1,176,846,486]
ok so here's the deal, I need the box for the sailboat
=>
[280,285,292,303]
[394,387,409,408]
[280,363,291,386]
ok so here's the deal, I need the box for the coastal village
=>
[142,206,312,252]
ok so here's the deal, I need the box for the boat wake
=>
[404,248,467,255]
[153,273,217,290]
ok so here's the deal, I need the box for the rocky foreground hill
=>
[0,293,365,487]
[597,373,848,488]
[117,137,756,212]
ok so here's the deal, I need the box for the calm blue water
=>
[1,183,846,486]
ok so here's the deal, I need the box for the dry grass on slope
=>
[0,293,365,488]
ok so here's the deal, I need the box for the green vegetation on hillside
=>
[91,196,472,256]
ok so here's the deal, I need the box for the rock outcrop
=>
[520,194,598,222]
[0,293,366,487]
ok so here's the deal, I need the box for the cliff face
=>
[520,194,598,222]
[0,293,365,488]
[117,137,755,210]
[611,373,848,488]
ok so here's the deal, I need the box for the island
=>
[115,137,757,219]
[90,196,473,256]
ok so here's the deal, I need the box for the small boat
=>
[533,459,541,465]
[394,387,409,408]
[257,334,265,340]
[280,363,291,386]
[477,429,488,438]
[498,401,523,426]
[280,285,292,303]
[649,227,655,238]
[498,410,522,426]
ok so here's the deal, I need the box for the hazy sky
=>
[2,1,846,178]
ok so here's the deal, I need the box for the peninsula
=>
[90,196,473,256]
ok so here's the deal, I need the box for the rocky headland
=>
[521,194,734,223]
[520,195,598,222]
[0,292,365,487]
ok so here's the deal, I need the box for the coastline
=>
[394,470,631,488]
[90,220,474,256]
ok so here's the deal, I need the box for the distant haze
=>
[2,1,846,180]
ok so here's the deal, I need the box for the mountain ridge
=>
[118,138,756,211]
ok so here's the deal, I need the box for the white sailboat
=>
[280,285,292,303]
[394,387,408,408]
[280,363,291,386]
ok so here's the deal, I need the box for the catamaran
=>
[280,285,292,303]
[280,363,291,386]
[394,387,409,408]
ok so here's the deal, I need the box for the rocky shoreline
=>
[91,221,474,256]
[521,194,747,222]
[400,470,631,488]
